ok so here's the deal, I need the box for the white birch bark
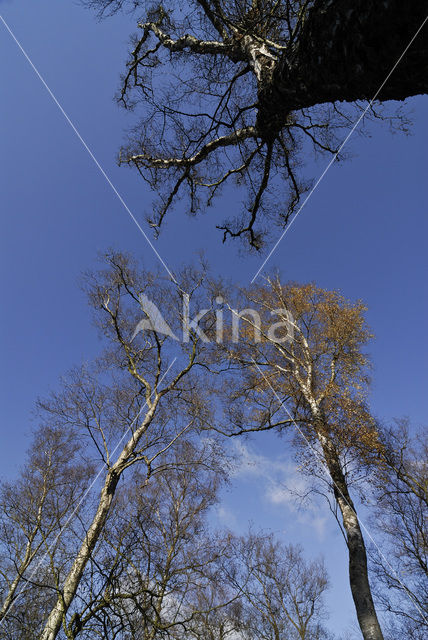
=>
[39,403,158,640]
[312,414,384,640]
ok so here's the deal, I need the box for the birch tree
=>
[233,533,331,640]
[34,253,219,640]
[62,440,231,639]
[0,425,92,639]
[219,279,385,640]
[84,0,423,247]
[369,420,428,640]
[181,531,333,640]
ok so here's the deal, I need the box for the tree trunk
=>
[39,469,119,640]
[0,555,32,622]
[0,485,48,622]
[0,545,43,622]
[257,0,428,140]
[39,404,157,640]
[317,430,384,640]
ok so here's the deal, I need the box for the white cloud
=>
[266,483,295,506]
[232,441,275,477]
[310,515,327,538]
[232,442,327,540]
[215,505,238,529]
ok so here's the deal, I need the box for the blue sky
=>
[1,1,427,635]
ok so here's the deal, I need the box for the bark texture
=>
[39,472,119,640]
[257,0,428,140]
[317,429,384,640]
[100,0,428,243]
[39,405,156,640]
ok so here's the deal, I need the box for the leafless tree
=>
[62,440,232,639]
[83,0,423,248]
[232,533,331,640]
[173,530,333,640]
[217,278,385,640]
[32,252,222,640]
[0,425,93,639]
[368,420,428,640]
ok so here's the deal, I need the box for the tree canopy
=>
[86,0,427,247]
[0,256,426,639]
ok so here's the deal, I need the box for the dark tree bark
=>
[86,0,428,244]
[257,0,428,140]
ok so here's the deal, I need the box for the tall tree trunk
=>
[316,429,384,640]
[39,404,157,640]
[0,551,34,622]
[256,0,428,140]
[39,469,119,640]
[0,484,49,622]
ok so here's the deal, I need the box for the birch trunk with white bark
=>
[39,403,157,640]
[0,472,50,622]
[315,423,384,640]
[0,546,37,622]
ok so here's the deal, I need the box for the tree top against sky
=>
[85,0,428,248]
